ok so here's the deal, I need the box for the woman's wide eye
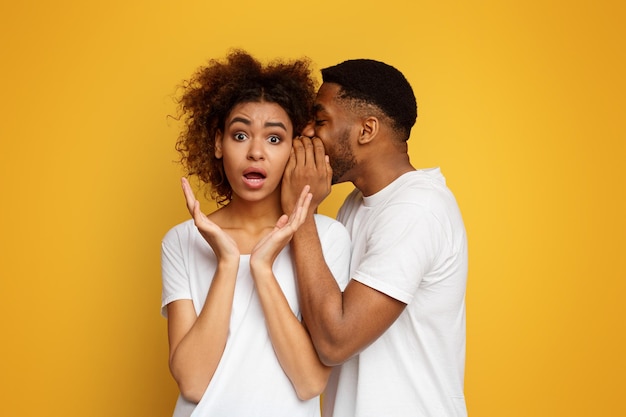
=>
[267,135,281,144]
[234,132,247,141]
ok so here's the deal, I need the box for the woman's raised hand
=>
[250,185,313,270]
[181,178,240,262]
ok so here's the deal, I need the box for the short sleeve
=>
[161,224,193,317]
[353,203,444,304]
[314,214,352,291]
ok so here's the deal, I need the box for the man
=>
[282,59,468,417]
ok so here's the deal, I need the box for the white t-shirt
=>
[161,214,351,417]
[324,169,468,417]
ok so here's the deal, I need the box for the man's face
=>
[309,83,358,184]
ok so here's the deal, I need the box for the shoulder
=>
[387,170,458,210]
[395,169,443,194]
[313,214,351,244]
[313,213,341,229]
[363,170,464,239]
[313,213,348,235]
[162,219,197,244]
[343,187,363,206]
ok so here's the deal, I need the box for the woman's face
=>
[216,101,293,203]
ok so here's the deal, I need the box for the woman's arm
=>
[167,258,238,402]
[250,186,331,400]
[166,179,241,403]
[251,265,332,400]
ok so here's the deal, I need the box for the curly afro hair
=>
[321,59,417,141]
[175,49,317,205]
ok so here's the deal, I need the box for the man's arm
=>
[290,218,406,365]
[282,138,406,366]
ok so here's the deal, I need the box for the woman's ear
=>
[215,130,223,159]
[358,116,379,145]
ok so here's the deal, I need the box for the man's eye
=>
[234,132,247,141]
[267,135,281,144]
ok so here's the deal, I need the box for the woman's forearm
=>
[168,261,239,402]
[251,264,332,400]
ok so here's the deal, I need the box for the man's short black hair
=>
[321,59,417,140]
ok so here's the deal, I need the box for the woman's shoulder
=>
[313,213,350,240]
[162,218,196,242]
[313,213,341,229]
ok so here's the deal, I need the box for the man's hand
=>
[282,136,332,214]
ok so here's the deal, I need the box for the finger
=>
[191,199,200,216]
[325,154,333,182]
[292,137,305,164]
[301,137,315,166]
[284,146,296,176]
[300,192,313,219]
[285,185,310,224]
[312,137,328,171]
[290,192,313,229]
[274,214,289,229]
[191,199,205,226]
[181,177,197,215]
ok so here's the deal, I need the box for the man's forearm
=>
[291,215,346,364]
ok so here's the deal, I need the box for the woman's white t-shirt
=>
[161,214,351,417]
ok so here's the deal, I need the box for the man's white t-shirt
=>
[324,169,468,417]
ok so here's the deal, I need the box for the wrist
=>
[216,256,240,274]
[292,214,316,242]
[249,261,273,281]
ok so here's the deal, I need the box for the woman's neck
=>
[208,193,283,254]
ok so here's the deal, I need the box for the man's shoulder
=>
[388,170,456,206]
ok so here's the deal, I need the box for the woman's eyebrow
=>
[228,118,286,131]
[264,121,287,131]
[228,117,251,126]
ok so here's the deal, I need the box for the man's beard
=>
[330,127,357,185]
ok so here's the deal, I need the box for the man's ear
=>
[215,130,223,159]
[358,116,379,145]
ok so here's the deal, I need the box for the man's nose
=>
[301,121,315,137]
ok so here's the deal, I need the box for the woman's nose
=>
[247,139,265,160]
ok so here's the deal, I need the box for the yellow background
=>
[1,1,624,416]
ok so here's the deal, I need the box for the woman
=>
[160,50,351,417]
